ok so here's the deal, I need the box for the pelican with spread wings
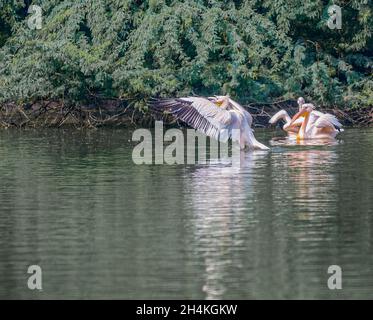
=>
[149,96,269,150]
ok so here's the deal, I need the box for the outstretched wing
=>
[148,97,232,140]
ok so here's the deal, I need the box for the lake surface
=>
[0,127,372,299]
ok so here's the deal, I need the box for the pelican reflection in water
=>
[184,146,338,299]
[184,152,267,299]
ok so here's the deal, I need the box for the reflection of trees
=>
[268,148,341,298]
[272,149,338,213]
[1,128,372,299]
[184,141,371,299]
[0,129,188,299]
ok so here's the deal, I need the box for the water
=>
[0,127,372,299]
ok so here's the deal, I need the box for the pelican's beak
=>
[215,100,223,107]
[290,109,309,126]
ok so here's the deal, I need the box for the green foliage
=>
[0,0,372,110]
[0,1,27,46]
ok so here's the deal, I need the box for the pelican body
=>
[290,104,343,140]
[269,97,338,139]
[269,97,306,137]
[149,96,269,150]
[269,110,304,137]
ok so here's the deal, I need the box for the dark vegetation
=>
[0,0,372,128]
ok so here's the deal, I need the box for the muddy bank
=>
[0,99,371,129]
[0,99,153,129]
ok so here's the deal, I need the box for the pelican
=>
[269,97,327,137]
[289,103,343,140]
[269,97,306,137]
[149,95,269,150]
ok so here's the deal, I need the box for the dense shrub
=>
[0,0,372,110]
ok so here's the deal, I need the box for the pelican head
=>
[290,103,315,125]
[214,95,230,109]
[297,97,305,110]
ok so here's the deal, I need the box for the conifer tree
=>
[0,0,371,110]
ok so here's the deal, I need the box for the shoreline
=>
[0,99,371,129]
